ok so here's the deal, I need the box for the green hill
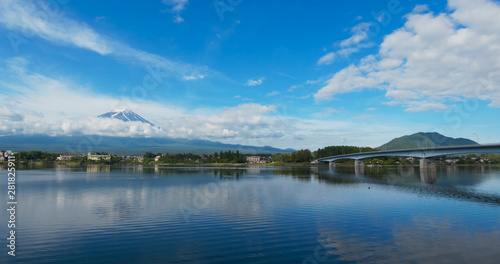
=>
[0,134,295,155]
[378,132,478,150]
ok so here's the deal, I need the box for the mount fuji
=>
[98,109,155,126]
[0,109,295,155]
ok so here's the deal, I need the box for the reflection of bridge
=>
[317,144,500,168]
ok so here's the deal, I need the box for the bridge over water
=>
[316,144,500,168]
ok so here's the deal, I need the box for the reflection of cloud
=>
[311,208,500,263]
[14,167,500,263]
[473,176,500,195]
[93,196,142,222]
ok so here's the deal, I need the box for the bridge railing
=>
[315,143,500,162]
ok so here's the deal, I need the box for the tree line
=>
[144,150,250,164]
[313,145,378,158]
[273,149,312,163]
[16,151,59,162]
[272,145,379,163]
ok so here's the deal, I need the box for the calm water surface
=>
[2,165,500,263]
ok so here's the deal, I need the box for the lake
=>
[2,165,500,263]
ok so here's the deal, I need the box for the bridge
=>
[316,144,500,168]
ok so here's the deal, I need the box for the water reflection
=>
[354,165,364,175]
[420,168,437,184]
[4,166,500,264]
[313,213,500,263]
[320,166,500,207]
[87,164,111,173]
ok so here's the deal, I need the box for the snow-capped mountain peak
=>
[98,109,155,126]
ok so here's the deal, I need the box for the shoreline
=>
[1,161,499,169]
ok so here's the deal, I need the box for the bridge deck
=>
[317,144,500,163]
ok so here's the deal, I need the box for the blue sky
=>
[1,0,500,150]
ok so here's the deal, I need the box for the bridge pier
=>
[329,161,336,167]
[419,158,436,169]
[354,160,365,167]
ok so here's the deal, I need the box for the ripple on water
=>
[3,166,500,263]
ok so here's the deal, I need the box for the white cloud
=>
[412,4,430,13]
[324,107,343,113]
[317,22,375,66]
[314,64,379,100]
[306,78,322,85]
[339,23,369,47]
[0,0,110,55]
[365,107,377,111]
[0,106,23,122]
[315,0,500,111]
[182,74,206,80]
[173,15,184,23]
[0,0,207,79]
[288,84,301,92]
[317,52,336,66]
[163,0,188,12]
[353,114,374,120]
[288,77,325,93]
[266,91,279,96]
[246,77,265,86]
[162,0,188,23]
[0,59,289,144]
[0,58,414,150]
[404,102,450,112]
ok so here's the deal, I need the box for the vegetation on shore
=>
[4,148,500,167]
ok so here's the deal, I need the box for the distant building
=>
[123,156,144,162]
[445,158,458,164]
[87,152,111,161]
[1,150,13,161]
[57,153,78,161]
[247,156,265,164]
